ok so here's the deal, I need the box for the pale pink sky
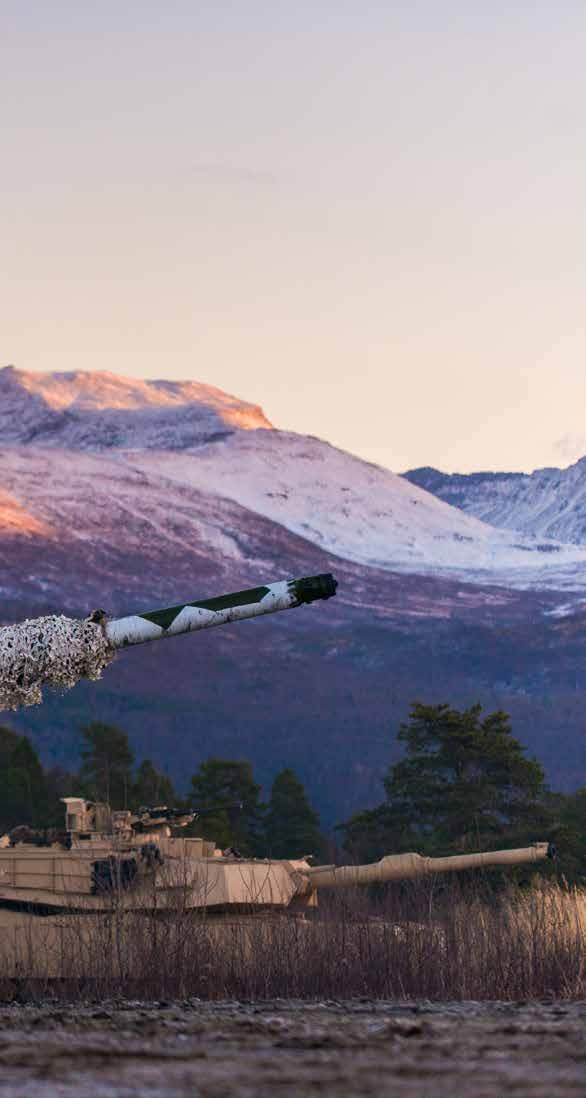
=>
[3,2,586,473]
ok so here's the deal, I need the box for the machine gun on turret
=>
[131,802,244,834]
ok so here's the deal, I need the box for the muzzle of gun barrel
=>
[293,574,338,604]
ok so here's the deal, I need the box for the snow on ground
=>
[0,447,248,567]
[125,431,586,592]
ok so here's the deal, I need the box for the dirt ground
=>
[0,999,584,1097]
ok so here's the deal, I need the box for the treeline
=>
[3,704,586,880]
[0,721,322,860]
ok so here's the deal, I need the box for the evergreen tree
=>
[0,726,21,771]
[342,703,549,861]
[0,726,48,831]
[544,788,586,883]
[43,766,79,828]
[132,759,175,809]
[79,722,134,808]
[190,758,264,854]
[265,769,321,858]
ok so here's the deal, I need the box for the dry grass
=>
[1,877,586,1002]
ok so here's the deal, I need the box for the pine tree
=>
[132,759,175,809]
[190,758,264,854]
[0,726,49,831]
[43,766,78,828]
[342,703,549,860]
[544,788,586,883]
[79,722,134,808]
[265,769,321,858]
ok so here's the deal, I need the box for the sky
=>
[3,1,586,474]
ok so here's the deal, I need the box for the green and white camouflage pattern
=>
[105,573,338,649]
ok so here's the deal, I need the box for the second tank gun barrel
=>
[304,842,554,890]
[103,573,338,649]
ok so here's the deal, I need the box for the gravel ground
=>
[0,999,584,1097]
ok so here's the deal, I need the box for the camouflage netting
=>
[0,615,115,711]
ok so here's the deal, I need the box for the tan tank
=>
[0,799,554,980]
[0,797,554,915]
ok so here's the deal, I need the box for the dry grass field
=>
[0,883,585,1095]
[0,879,585,1000]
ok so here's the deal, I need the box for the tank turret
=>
[0,794,554,915]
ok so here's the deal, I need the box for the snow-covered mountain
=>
[5,366,586,816]
[126,432,586,591]
[3,365,586,593]
[1,444,542,625]
[404,461,586,547]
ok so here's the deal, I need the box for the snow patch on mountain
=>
[0,446,254,572]
[125,431,586,591]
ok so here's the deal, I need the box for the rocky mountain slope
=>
[126,433,586,592]
[404,461,586,546]
[2,366,586,820]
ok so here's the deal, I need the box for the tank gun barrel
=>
[103,573,338,649]
[305,842,554,890]
[0,574,337,712]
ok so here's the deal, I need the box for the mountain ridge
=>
[403,459,586,546]
[4,365,586,591]
[0,365,271,450]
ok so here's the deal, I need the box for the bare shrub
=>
[2,876,585,1002]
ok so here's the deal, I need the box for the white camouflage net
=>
[0,615,115,711]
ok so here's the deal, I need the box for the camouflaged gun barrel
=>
[305,842,554,889]
[104,573,338,649]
